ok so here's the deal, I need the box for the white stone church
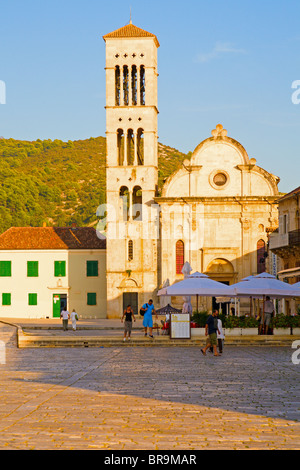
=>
[0,21,279,319]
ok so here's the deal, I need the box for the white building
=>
[0,227,106,319]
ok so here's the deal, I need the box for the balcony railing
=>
[289,229,300,246]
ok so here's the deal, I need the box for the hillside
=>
[0,136,188,234]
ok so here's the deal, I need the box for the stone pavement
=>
[0,321,300,450]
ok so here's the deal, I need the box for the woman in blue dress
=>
[141,299,157,338]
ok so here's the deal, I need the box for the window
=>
[28,293,37,306]
[213,172,227,186]
[257,239,266,274]
[87,293,97,306]
[54,261,66,277]
[0,261,11,277]
[115,65,120,106]
[176,240,184,275]
[2,293,11,306]
[140,65,145,105]
[117,129,124,165]
[87,260,98,277]
[123,65,129,106]
[119,186,129,222]
[131,65,137,105]
[27,261,38,277]
[127,129,134,165]
[137,128,144,165]
[128,240,133,261]
[132,186,142,221]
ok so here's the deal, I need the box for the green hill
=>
[0,136,188,234]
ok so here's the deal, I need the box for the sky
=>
[0,0,299,193]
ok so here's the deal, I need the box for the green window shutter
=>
[87,293,97,306]
[27,261,39,277]
[2,293,11,306]
[28,293,38,306]
[87,261,98,277]
[54,261,66,277]
[0,261,12,277]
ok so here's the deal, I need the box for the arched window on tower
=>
[176,240,184,275]
[119,186,129,222]
[115,66,120,106]
[257,239,266,274]
[123,65,129,106]
[137,128,144,165]
[132,186,142,221]
[131,65,137,106]
[128,240,133,261]
[140,65,145,105]
[127,129,134,166]
[117,129,124,165]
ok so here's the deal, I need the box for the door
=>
[123,292,138,316]
[53,294,61,318]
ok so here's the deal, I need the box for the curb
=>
[17,329,300,348]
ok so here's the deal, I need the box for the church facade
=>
[103,22,280,318]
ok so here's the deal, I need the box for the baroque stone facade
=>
[103,22,280,318]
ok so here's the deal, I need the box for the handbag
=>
[139,303,148,316]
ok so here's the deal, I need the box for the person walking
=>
[259,296,275,335]
[217,316,225,354]
[140,299,158,339]
[70,309,78,331]
[121,304,136,341]
[201,309,220,356]
[60,308,70,331]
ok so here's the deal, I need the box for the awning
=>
[277,267,300,280]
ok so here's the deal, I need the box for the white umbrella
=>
[231,272,300,298]
[157,271,235,312]
[231,272,300,324]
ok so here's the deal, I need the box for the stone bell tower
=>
[103,22,160,318]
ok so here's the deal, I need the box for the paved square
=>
[0,323,299,450]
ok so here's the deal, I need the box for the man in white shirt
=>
[259,296,274,335]
[60,308,70,331]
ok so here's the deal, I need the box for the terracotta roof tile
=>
[103,23,159,47]
[0,227,106,250]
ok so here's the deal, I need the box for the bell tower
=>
[103,22,160,318]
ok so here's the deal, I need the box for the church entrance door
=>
[123,292,138,316]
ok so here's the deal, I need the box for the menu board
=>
[170,313,191,339]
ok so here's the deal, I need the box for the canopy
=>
[155,304,181,315]
[231,272,300,298]
[157,272,235,297]
[292,281,300,289]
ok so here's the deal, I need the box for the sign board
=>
[170,313,191,339]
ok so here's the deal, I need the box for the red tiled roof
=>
[278,186,300,202]
[0,227,106,250]
[103,23,160,47]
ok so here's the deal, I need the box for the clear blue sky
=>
[0,0,299,192]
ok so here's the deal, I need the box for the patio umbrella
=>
[231,272,300,298]
[293,281,300,289]
[231,272,300,323]
[157,272,235,312]
[155,304,181,315]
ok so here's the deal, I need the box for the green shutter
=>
[2,293,11,306]
[87,293,97,306]
[0,261,11,277]
[28,293,37,306]
[54,261,66,277]
[87,261,98,277]
[27,261,38,277]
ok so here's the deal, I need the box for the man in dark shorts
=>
[121,304,136,341]
[201,309,220,357]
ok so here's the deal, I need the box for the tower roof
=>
[103,23,160,47]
